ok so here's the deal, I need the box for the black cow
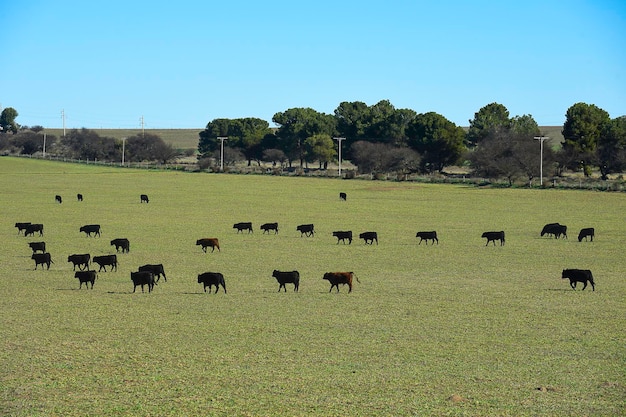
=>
[80,224,101,237]
[15,222,31,235]
[332,231,353,244]
[260,223,279,234]
[416,231,438,245]
[131,271,155,293]
[339,192,347,201]
[32,253,53,270]
[197,272,227,293]
[28,241,46,254]
[110,238,130,253]
[297,224,315,237]
[92,255,117,272]
[68,254,90,271]
[323,272,359,293]
[138,264,167,283]
[75,270,97,289]
[77,193,83,202]
[233,222,253,233]
[541,223,567,239]
[55,195,62,204]
[562,269,595,291]
[140,194,149,203]
[271,270,300,292]
[196,238,220,253]
[578,228,595,242]
[359,231,378,245]
[24,224,44,237]
[482,231,505,246]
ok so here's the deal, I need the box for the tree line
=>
[2,101,625,183]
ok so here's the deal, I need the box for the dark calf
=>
[482,231,505,246]
[562,269,595,291]
[416,231,438,245]
[68,254,90,271]
[197,272,227,293]
[233,222,253,233]
[359,231,378,245]
[578,228,595,242]
[110,238,130,253]
[271,270,300,292]
[333,231,353,244]
[138,264,167,283]
[75,270,97,289]
[28,241,46,254]
[131,271,155,293]
[32,253,53,270]
[260,223,279,234]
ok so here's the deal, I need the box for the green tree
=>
[304,134,335,168]
[466,103,511,147]
[60,128,118,161]
[561,102,611,176]
[0,107,20,134]
[406,112,466,173]
[198,118,232,157]
[597,116,626,179]
[510,114,540,136]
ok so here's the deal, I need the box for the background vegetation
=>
[1,157,624,416]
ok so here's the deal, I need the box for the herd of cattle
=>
[15,192,597,293]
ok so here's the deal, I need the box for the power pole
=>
[218,137,228,171]
[140,116,145,137]
[533,136,549,187]
[61,109,66,137]
[333,137,345,177]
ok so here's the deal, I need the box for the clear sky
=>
[1,0,624,130]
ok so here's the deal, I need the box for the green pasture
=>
[0,157,624,416]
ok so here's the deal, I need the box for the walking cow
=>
[416,231,438,245]
[92,255,117,272]
[28,242,46,254]
[323,272,359,293]
[233,222,253,233]
[110,238,130,253]
[80,224,101,237]
[75,270,97,289]
[562,269,595,291]
[271,270,300,292]
[196,238,220,253]
[32,253,54,270]
[68,254,90,271]
[197,272,227,293]
[359,231,378,245]
[24,224,44,237]
[131,271,155,293]
[260,223,279,234]
[297,224,315,237]
[482,231,505,246]
[333,231,353,244]
[138,264,167,283]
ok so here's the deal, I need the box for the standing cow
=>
[197,272,227,293]
[131,271,155,293]
[297,224,315,237]
[359,231,378,245]
[233,222,253,233]
[323,272,359,293]
[15,222,31,235]
[75,270,97,289]
[32,253,54,270]
[482,231,505,246]
[80,224,101,237]
[67,254,91,271]
[333,231,353,244]
[140,194,149,203]
[92,255,117,272]
[77,193,83,202]
[339,192,347,201]
[55,195,62,204]
[416,231,438,245]
[110,238,130,253]
[138,264,167,283]
[28,242,46,254]
[260,223,279,234]
[271,270,300,292]
[24,224,44,237]
[196,238,220,253]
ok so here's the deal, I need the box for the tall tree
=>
[510,114,540,136]
[0,107,20,134]
[597,116,626,180]
[561,102,611,175]
[304,134,335,168]
[406,112,466,173]
[466,103,511,147]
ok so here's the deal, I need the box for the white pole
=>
[61,109,66,137]
[333,137,345,177]
[218,137,228,171]
[121,137,126,166]
[534,136,548,187]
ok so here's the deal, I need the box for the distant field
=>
[42,126,565,152]
[44,128,202,150]
[0,157,623,416]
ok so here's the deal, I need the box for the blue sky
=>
[1,0,624,129]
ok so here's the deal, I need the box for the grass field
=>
[0,157,624,416]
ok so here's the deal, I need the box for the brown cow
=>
[323,272,359,293]
[196,238,220,253]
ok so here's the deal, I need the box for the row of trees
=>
[198,100,625,182]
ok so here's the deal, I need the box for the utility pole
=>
[61,109,66,137]
[533,136,549,187]
[333,137,345,177]
[140,116,145,137]
[218,137,228,171]
[43,133,46,158]
[121,137,126,166]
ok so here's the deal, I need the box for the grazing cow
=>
[562,269,595,291]
[578,228,595,242]
[359,231,378,245]
[197,272,227,293]
[541,223,567,239]
[233,222,253,233]
[80,224,101,237]
[110,238,130,253]
[416,231,438,245]
[339,192,347,201]
[482,231,505,246]
[55,195,62,204]
[77,193,83,202]
[75,270,97,289]
[271,270,300,292]
[131,271,155,293]
[138,264,167,283]
[24,224,44,237]
[332,231,353,244]
[15,222,31,235]
[67,254,90,271]
[32,253,54,270]
[92,254,117,272]
[323,272,359,293]
[260,222,279,234]
[196,238,220,253]
[140,194,149,203]
[297,224,315,237]
[28,241,46,254]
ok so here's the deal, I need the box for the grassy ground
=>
[0,157,624,416]
[44,128,202,150]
